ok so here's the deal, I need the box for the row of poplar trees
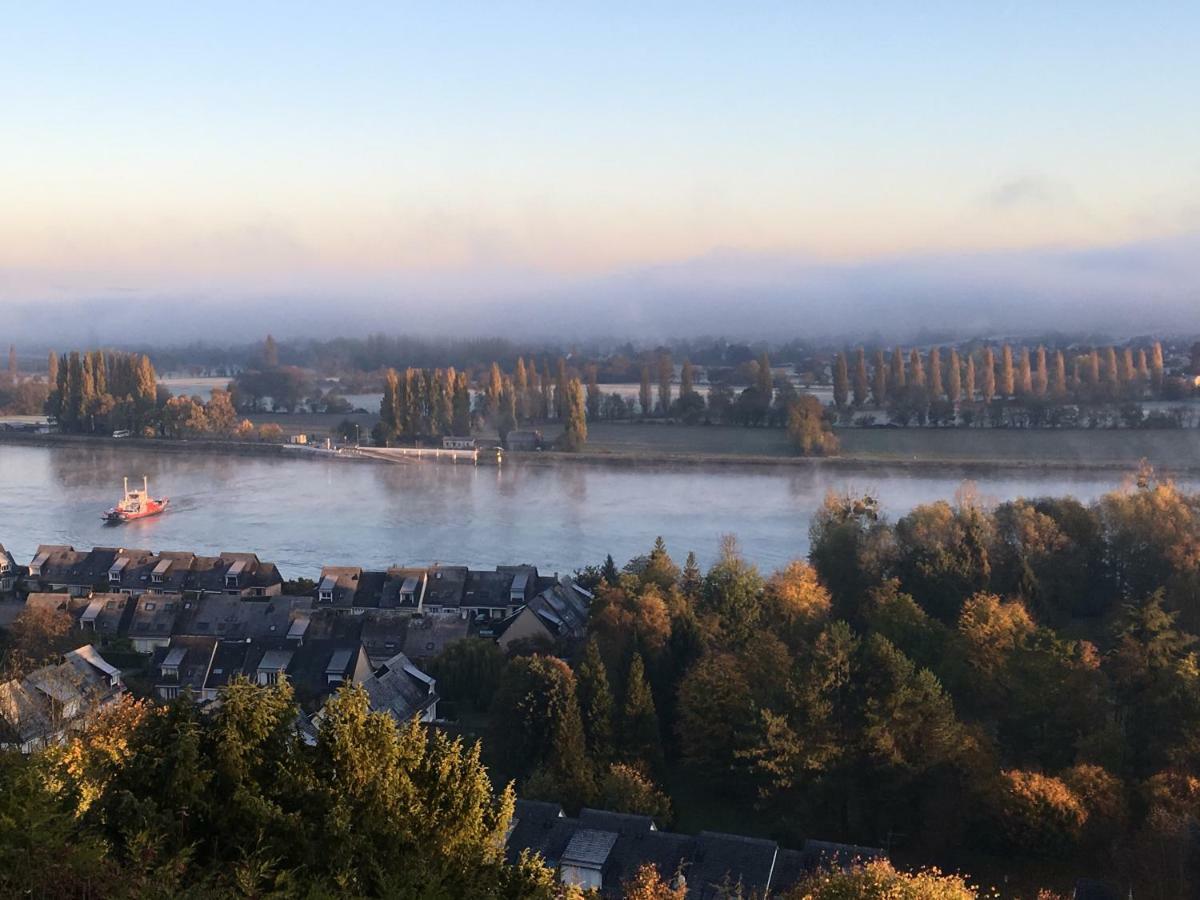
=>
[44,349,160,434]
[831,342,1168,410]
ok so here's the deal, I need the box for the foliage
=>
[784,860,976,899]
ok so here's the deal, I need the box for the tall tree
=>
[982,348,996,402]
[1103,346,1119,397]
[1034,346,1048,396]
[1052,350,1067,398]
[965,353,977,402]
[680,359,695,397]
[656,350,673,415]
[852,348,869,407]
[927,348,943,400]
[1119,348,1135,393]
[1136,348,1150,385]
[555,358,569,420]
[639,366,653,418]
[6,344,15,377]
[485,363,504,421]
[621,653,663,772]
[1001,344,1015,397]
[514,357,530,421]
[890,347,907,390]
[1017,348,1033,397]
[562,377,588,451]
[47,350,58,386]
[755,352,773,404]
[586,364,602,421]
[452,370,472,435]
[908,348,925,388]
[576,638,615,762]
[946,349,962,405]
[1151,341,1165,394]
[262,334,279,369]
[872,350,888,407]
[832,352,849,409]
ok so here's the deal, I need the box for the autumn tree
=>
[852,347,869,407]
[787,394,838,456]
[833,352,849,409]
[561,377,588,451]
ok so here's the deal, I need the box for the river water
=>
[0,444,1154,580]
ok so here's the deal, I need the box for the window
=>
[161,687,179,700]
[319,590,333,603]
[152,573,164,583]
[143,602,156,611]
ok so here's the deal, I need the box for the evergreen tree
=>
[657,350,673,415]
[452,370,472,435]
[602,554,620,586]
[1001,344,1015,397]
[982,347,996,402]
[852,347,869,407]
[872,349,888,407]
[639,366,653,417]
[946,349,962,404]
[755,351,773,399]
[890,347,906,389]
[621,653,663,772]
[681,551,702,597]
[832,352,849,409]
[928,347,943,400]
[576,638,615,762]
[562,377,588,451]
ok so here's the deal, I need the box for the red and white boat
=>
[103,476,169,523]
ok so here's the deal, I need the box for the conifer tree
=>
[832,352,849,409]
[872,350,888,407]
[639,366,653,418]
[982,347,996,402]
[1151,341,1165,394]
[852,348,869,407]
[1001,344,1015,397]
[657,350,672,415]
[946,349,962,404]
[891,347,907,389]
[928,348,943,400]
[262,334,279,369]
[452,370,472,435]
[1017,348,1032,396]
[965,353,976,401]
[908,348,925,388]
[622,653,663,772]
[601,554,620,585]
[562,378,588,451]
[576,638,615,763]
[681,551,702,597]
[680,359,695,397]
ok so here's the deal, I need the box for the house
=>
[506,801,884,899]
[112,550,196,596]
[355,651,439,725]
[381,568,427,611]
[0,645,125,753]
[506,430,542,451]
[284,640,374,708]
[170,593,309,643]
[462,569,525,620]
[0,544,18,595]
[78,593,136,640]
[496,577,591,652]
[152,636,218,700]
[127,593,185,652]
[104,548,157,594]
[316,566,364,608]
[422,565,468,616]
[359,612,412,666]
[401,614,470,664]
[25,545,126,596]
[442,436,476,450]
[187,552,283,599]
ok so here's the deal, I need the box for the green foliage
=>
[621,653,664,773]
[575,638,615,762]
[429,637,506,711]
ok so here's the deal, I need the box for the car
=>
[111,429,132,439]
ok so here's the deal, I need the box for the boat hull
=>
[103,499,169,523]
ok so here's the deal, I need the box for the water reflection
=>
[0,444,1171,580]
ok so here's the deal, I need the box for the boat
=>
[103,476,169,523]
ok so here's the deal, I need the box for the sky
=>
[2,2,1199,338]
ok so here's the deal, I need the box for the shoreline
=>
[0,430,1179,476]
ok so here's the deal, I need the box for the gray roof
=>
[357,651,438,725]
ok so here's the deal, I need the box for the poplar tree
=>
[621,653,663,772]
[965,354,976,402]
[555,358,569,419]
[832,352,849,409]
[452,370,472,435]
[1103,347,1119,397]
[656,350,672,415]
[1086,349,1101,391]
[755,352,773,402]
[541,361,554,419]
[1001,345,1015,397]
[928,348,943,400]
[262,334,279,369]
[891,347,907,389]
[872,350,888,406]
[1017,348,1032,397]
[852,348,869,407]
[381,368,400,439]
[680,359,695,397]
[1119,348,1135,395]
[639,366,652,417]
[6,345,15,377]
[1052,350,1067,398]
[909,348,925,388]
[562,378,588,451]
[47,351,58,386]
[485,363,503,421]
[982,347,996,402]
[947,349,962,405]
[1136,349,1150,385]
[584,364,601,421]
[1034,347,1048,397]
[434,368,454,434]
[1151,342,1165,394]
[514,357,529,421]
[576,638,615,763]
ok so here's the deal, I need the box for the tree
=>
[1151,341,1165,393]
[755,351,773,401]
[832,352,849,409]
[787,394,838,456]
[598,764,672,822]
[575,637,615,762]
[639,366,653,417]
[555,358,569,420]
[781,860,975,899]
[621,653,663,772]
[1,605,75,677]
[1016,348,1032,396]
[680,358,695,398]
[452,370,472,435]
[981,347,996,402]
[872,350,888,406]
[928,347,943,400]
[656,350,673,415]
[946,349,961,405]
[765,560,832,634]
[7,344,16,377]
[205,388,237,436]
[1051,350,1067,398]
[908,348,925,388]
[891,347,907,389]
[852,348,869,407]
[585,364,601,421]
[47,351,58,390]
[514,357,530,421]
[989,769,1086,855]
[964,353,976,402]
[261,334,279,369]
[561,377,588,451]
[676,653,752,772]
[622,863,686,900]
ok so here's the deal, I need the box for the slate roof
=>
[463,570,515,610]
[358,651,438,725]
[152,635,218,693]
[81,593,136,636]
[402,615,469,662]
[423,566,468,609]
[171,594,307,641]
[128,594,184,641]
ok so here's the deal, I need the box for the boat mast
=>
[143,475,148,494]
[124,476,129,497]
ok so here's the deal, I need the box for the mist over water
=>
[0,444,1169,580]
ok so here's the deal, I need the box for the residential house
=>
[401,614,470,664]
[284,639,373,709]
[359,612,412,666]
[381,567,427,611]
[315,565,365,608]
[152,635,218,700]
[111,550,196,597]
[104,548,157,594]
[25,545,127,596]
[355,651,439,725]
[171,593,310,643]
[496,577,592,652]
[422,565,467,616]
[127,593,185,652]
[78,593,135,640]
[0,645,125,752]
[462,568,529,620]
[506,801,884,899]
[0,543,18,595]
[187,552,283,599]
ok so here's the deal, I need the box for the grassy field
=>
[538,421,1200,469]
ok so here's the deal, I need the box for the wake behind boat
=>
[103,476,169,523]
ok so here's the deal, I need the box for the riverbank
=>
[4,425,1196,476]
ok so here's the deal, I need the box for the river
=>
[0,444,1157,579]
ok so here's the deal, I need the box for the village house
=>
[186,552,283,599]
[152,635,219,701]
[25,545,129,596]
[353,650,439,725]
[496,576,592,652]
[127,593,185,653]
[78,594,136,640]
[0,645,125,753]
[0,543,18,596]
[506,801,884,898]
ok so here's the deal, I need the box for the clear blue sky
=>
[2,2,1197,303]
